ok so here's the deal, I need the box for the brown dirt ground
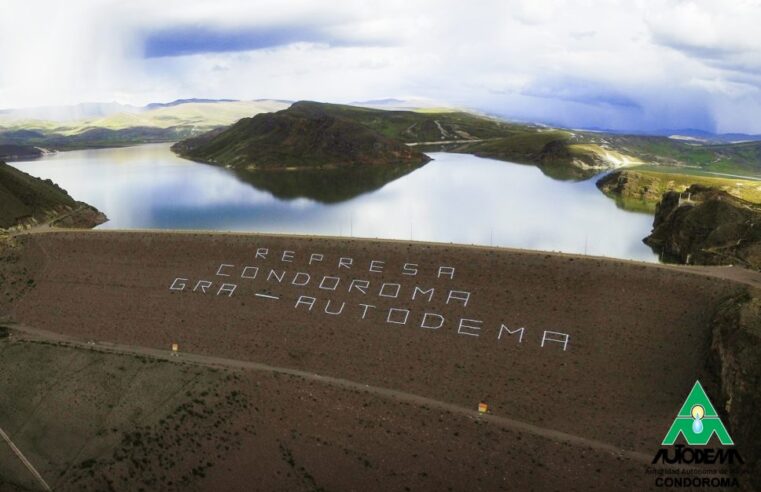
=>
[0,339,645,491]
[0,230,753,490]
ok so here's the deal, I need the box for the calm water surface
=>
[11,143,658,262]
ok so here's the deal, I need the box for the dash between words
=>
[168,249,571,351]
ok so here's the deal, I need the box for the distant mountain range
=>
[0,102,141,122]
[0,99,290,158]
[576,126,761,144]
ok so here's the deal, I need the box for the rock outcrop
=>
[597,169,669,202]
[709,291,761,489]
[644,185,761,270]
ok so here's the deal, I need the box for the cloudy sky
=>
[1,0,760,133]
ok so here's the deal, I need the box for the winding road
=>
[5,322,652,465]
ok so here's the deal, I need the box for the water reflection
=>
[11,143,658,262]
[233,162,424,203]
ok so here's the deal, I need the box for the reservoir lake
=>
[11,143,658,262]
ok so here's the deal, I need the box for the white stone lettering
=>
[217,283,237,297]
[359,303,376,319]
[168,253,573,352]
[292,272,311,286]
[541,331,570,351]
[420,313,445,329]
[498,325,525,343]
[295,296,317,311]
[267,270,286,283]
[194,280,212,293]
[412,286,435,302]
[319,276,341,290]
[349,279,369,294]
[458,318,482,337]
[169,278,188,291]
[339,257,353,269]
[378,283,401,298]
[446,290,471,307]
[387,308,410,325]
[324,300,345,315]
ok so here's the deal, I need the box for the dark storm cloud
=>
[143,25,329,57]
[518,79,642,110]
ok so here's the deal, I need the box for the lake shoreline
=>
[9,144,659,262]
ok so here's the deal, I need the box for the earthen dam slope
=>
[1,230,757,490]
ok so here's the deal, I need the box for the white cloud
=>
[1,0,761,132]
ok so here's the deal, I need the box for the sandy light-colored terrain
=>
[0,230,756,490]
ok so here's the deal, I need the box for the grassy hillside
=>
[597,167,761,212]
[582,134,761,178]
[0,161,76,228]
[281,102,527,142]
[172,101,431,170]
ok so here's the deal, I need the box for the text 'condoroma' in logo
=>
[652,380,742,470]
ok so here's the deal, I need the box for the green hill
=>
[0,161,105,229]
[171,101,432,169]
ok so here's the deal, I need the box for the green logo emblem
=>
[662,381,733,446]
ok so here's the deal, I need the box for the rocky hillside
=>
[643,185,761,269]
[171,101,431,170]
[709,291,761,489]
[0,161,106,230]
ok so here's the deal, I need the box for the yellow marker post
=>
[478,402,488,414]
[171,343,179,356]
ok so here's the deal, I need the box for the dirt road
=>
[0,424,51,491]
[7,322,651,464]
